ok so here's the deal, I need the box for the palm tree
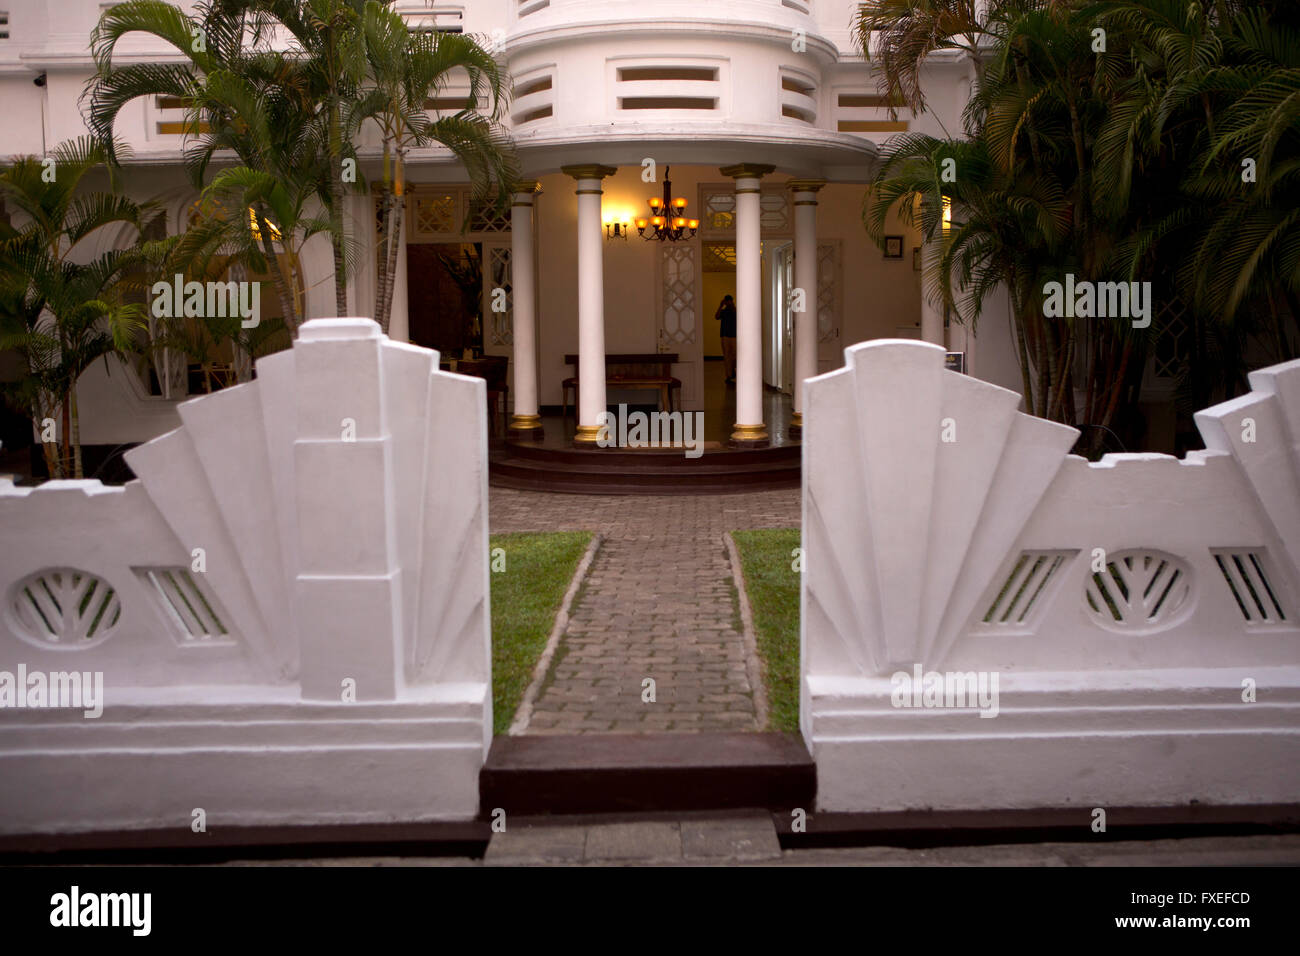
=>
[0,137,150,478]
[353,1,518,332]
[241,0,369,316]
[87,0,319,330]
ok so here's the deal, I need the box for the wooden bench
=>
[562,353,681,420]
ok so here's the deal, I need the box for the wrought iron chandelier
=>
[636,166,698,241]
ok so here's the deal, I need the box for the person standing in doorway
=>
[716,295,737,384]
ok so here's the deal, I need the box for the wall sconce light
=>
[941,196,952,234]
[604,215,629,240]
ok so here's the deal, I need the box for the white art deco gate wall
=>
[0,319,492,833]
[801,339,1300,812]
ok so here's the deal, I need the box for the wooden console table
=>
[562,353,681,420]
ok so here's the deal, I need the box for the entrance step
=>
[488,440,801,495]
[483,809,782,865]
[479,732,815,815]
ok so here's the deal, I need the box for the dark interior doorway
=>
[406,241,484,357]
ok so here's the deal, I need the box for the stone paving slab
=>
[489,488,800,733]
[245,830,1300,867]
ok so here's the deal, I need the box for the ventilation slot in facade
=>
[425,95,478,111]
[518,0,549,16]
[780,69,817,124]
[510,70,555,125]
[615,62,722,112]
[620,97,715,110]
[835,91,909,134]
[782,0,811,12]
[980,550,1072,628]
[398,3,464,33]
[513,76,552,98]
[154,96,209,136]
[1,12,12,40]
[136,567,231,645]
[618,67,718,83]
[1213,550,1289,626]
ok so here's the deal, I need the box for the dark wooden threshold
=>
[775,804,1300,850]
[0,820,491,864]
[480,732,816,815]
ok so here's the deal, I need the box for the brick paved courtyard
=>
[489,488,801,733]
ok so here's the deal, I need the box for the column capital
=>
[511,181,542,205]
[719,163,777,181]
[561,164,618,181]
[786,179,827,194]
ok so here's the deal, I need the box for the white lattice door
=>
[657,244,703,410]
[816,240,842,373]
[481,239,514,411]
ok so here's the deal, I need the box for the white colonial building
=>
[0,0,1025,463]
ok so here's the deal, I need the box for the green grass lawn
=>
[730,529,801,733]
[489,531,593,734]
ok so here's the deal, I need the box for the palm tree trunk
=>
[380,156,406,335]
[60,392,72,479]
[330,101,348,317]
[70,385,83,479]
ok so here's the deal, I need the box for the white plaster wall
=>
[801,340,1300,811]
[0,320,492,832]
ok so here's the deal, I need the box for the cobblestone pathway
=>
[489,488,800,733]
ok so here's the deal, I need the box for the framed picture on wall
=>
[884,235,904,259]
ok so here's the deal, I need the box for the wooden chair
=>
[455,355,510,435]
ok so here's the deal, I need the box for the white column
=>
[722,164,775,447]
[508,181,543,440]
[788,180,824,436]
[920,240,945,347]
[388,193,411,344]
[562,164,616,446]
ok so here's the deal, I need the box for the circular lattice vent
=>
[9,569,121,649]
[1084,550,1193,632]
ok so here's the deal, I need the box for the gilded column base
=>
[728,422,770,449]
[573,424,604,447]
[787,411,803,440]
[508,414,544,442]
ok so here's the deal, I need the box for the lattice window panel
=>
[759,189,790,232]
[1213,550,1290,626]
[660,245,697,348]
[414,193,457,235]
[9,569,121,649]
[1085,550,1193,632]
[979,550,1074,629]
[817,242,838,342]
[487,246,513,347]
[701,189,735,232]
[702,242,736,271]
[470,201,512,233]
[136,567,232,646]
[1153,297,1192,379]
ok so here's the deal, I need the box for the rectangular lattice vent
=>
[1213,550,1289,626]
[980,550,1075,628]
[135,567,233,645]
